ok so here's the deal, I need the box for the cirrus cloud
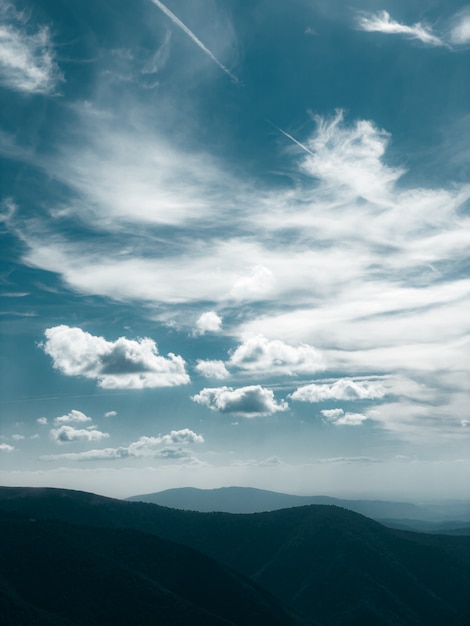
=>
[0,2,63,93]
[41,325,190,389]
[356,10,444,47]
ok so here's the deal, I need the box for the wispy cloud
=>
[448,8,470,45]
[149,0,239,83]
[356,10,444,46]
[0,1,63,93]
[10,109,470,440]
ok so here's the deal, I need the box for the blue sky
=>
[1,0,469,500]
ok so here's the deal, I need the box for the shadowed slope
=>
[1,486,470,625]
[0,508,302,626]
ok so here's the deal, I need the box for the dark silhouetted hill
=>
[1,486,470,625]
[0,507,301,626]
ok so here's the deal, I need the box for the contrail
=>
[266,119,315,156]
[150,0,239,84]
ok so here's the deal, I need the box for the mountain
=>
[1,486,470,625]
[0,507,301,626]
[126,486,470,523]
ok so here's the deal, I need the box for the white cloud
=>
[356,10,444,46]
[149,0,239,83]
[0,3,63,93]
[229,265,276,300]
[0,443,14,452]
[104,411,117,417]
[42,325,189,389]
[196,311,222,334]
[128,429,204,452]
[291,378,386,402]
[41,428,204,461]
[9,108,470,441]
[11,434,24,440]
[321,408,368,426]
[449,9,470,45]
[36,417,48,425]
[299,110,405,201]
[54,410,92,425]
[49,425,110,445]
[320,409,344,420]
[195,359,230,379]
[192,385,288,417]
[229,335,325,376]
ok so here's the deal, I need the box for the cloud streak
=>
[149,0,239,83]
[356,10,444,46]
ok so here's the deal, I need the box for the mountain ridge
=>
[1,486,470,625]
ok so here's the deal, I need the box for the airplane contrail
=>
[266,119,315,156]
[149,0,239,84]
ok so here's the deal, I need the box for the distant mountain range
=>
[1,486,470,625]
[127,486,470,533]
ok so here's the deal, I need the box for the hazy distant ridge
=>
[127,486,470,525]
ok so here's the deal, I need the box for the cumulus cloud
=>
[229,335,325,376]
[322,408,369,426]
[36,417,48,425]
[291,378,386,402]
[54,410,92,425]
[195,359,230,379]
[41,428,204,461]
[104,410,117,417]
[195,311,222,334]
[41,325,190,389]
[192,385,288,417]
[321,408,368,426]
[49,425,110,444]
[0,2,63,93]
[356,10,444,46]
[0,443,14,452]
[11,434,24,440]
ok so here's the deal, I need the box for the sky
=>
[1,0,469,501]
